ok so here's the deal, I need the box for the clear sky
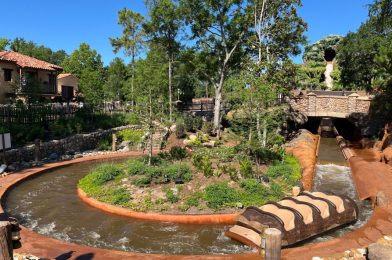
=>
[1,0,372,65]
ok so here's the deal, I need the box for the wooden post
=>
[0,221,13,260]
[112,133,117,152]
[264,228,282,260]
[34,139,40,162]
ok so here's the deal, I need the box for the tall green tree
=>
[144,0,182,122]
[8,37,67,65]
[104,58,128,101]
[337,0,392,91]
[180,0,250,134]
[62,43,104,105]
[250,0,307,66]
[110,8,145,109]
[134,44,168,115]
[0,38,9,51]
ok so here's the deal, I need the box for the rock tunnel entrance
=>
[324,48,336,62]
[301,117,361,141]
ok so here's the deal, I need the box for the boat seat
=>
[260,204,295,231]
[310,192,345,213]
[296,196,330,219]
[278,200,313,224]
[228,225,262,247]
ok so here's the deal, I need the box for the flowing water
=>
[5,158,252,255]
[305,138,373,243]
[4,138,373,254]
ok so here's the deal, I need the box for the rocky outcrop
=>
[286,129,320,191]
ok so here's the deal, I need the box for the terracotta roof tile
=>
[57,73,75,79]
[0,51,63,71]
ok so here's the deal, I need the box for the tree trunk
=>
[213,87,222,137]
[131,52,135,111]
[257,111,262,144]
[262,118,267,147]
[168,55,173,122]
[0,221,12,260]
[213,70,225,136]
[148,87,153,166]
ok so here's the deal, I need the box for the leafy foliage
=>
[204,182,239,210]
[117,129,144,144]
[169,146,188,160]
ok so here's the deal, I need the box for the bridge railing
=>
[290,91,372,118]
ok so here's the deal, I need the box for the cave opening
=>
[324,48,336,62]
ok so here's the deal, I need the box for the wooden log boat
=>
[225,191,358,248]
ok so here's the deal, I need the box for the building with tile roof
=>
[0,51,71,103]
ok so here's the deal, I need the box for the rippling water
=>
[5,159,252,255]
[302,138,373,244]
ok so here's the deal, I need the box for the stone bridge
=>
[289,91,372,118]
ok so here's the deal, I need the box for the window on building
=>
[3,69,12,81]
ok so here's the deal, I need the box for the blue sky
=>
[1,0,372,65]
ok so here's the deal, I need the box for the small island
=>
[78,126,302,214]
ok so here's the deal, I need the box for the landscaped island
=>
[78,143,301,214]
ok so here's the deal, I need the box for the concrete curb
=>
[78,188,238,225]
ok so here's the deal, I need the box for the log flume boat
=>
[225,191,358,248]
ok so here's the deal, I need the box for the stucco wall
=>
[0,62,19,104]
[57,75,78,95]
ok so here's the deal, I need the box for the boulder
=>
[170,124,177,132]
[368,243,392,260]
[118,141,131,150]
[383,147,392,165]
[49,153,59,161]
[189,135,197,141]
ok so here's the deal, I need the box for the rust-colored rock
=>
[382,147,392,165]
[286,130,320,191]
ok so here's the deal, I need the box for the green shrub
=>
[192,154,213,176]
[236,179,271,207]
[165,189,179,203]
[117,129,144,144]
[90,164,122,186]
[97,135,112,151]
[251,147,282,163]
[158,151,171,160]
[184,115,202,132]
[124,113,141,125]
[239,159,253,179]
[240,179,268,196]
[127,159,148,175]
[169,146,187,160]
[205,182,238,210]
[270,183,284,200]
[186,192,203,208]
[164,163,192,182]
[132,175,152,187]
[266,155,301,185]
[110,188,131,205]
[138,155,162,165]
[201,121,214,135]
[175,123,186,138]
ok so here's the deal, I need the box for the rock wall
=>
[3,125,141,164]
[286,129,320,191]
[290,93,372,119]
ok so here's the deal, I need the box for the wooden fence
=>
[0,103,81,125]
